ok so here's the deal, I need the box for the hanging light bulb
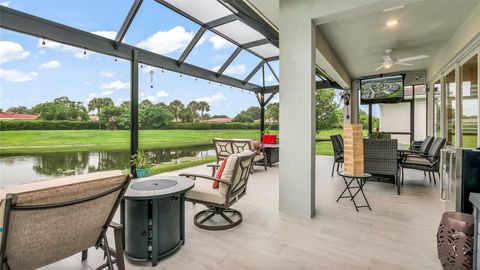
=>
[150,70,154,88]
[161,69,164,73]
[83,48,87,58]
[41,37,46,48]
[220,84,223,87]
[140,63,143,68]
[114,57,118,64]
[195,77,198,81]
[208,81,211,85]
[179,74,182,78]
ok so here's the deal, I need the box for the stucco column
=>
[279,0,316,218]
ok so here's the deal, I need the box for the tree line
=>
[4,88,352,131]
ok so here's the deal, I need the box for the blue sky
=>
[0,0,279,117]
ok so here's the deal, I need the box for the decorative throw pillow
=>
[253,140,262,155]
[213,159,227,189]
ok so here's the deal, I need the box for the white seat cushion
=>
[185,178,226,205]
[405,156,433,166]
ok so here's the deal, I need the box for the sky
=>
[0,0,280,117]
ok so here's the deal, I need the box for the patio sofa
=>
[0,170,130,270]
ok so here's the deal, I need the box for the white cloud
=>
[91,31,117,40]
[211,64,246,75]
[0,41,30,64]
[101,90,114,96]
[39,60,61,69]
[208,35,233,50]
[136,26,195,55]
[0,69,38,82]
[266,75,275,82]
[139,92,145,97]
[83,81,91,85]
[99,70,114,77]
[195,92,226,106]
[144,95,157,103]
[100,80,129,90]
[0,1,10,7]
[156,90,169,97]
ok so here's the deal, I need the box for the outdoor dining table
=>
[336,171,372,211]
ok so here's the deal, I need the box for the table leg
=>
[151,199,159,266]
[336,177,356,202]
[357,178,372,210]
[180,194,185,245]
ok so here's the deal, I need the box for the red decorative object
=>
[213,159,227,189]
[262,134,277,144]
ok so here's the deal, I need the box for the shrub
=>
[0,120,99,130]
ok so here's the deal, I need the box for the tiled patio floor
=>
[44,156,443,270]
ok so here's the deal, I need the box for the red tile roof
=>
[206,117,232,123]
[0,112,38,120]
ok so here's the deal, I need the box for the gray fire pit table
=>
[121,176,194,266]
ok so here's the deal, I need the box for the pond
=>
[0,145,214,186]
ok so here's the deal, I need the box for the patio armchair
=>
[180,150,256,230]
[210,138,267,176]
[330,135,344,176]
[0,170,130,270]
[363,139,401,195]
[409,135,434,154]
[401,137,446,185]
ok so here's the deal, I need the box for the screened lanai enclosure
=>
[0,0,339,177]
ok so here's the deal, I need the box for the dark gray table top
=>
[338,171,372,178]
[124,175,194,200]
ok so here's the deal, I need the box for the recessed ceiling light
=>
[383,5,405,12]
[386,20,398,27]
[384,64,392,69]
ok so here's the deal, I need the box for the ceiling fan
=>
[374,49,429,71]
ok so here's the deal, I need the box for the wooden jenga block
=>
[343,124,364,176]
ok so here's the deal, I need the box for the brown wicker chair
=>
[0,171,130,270]
[210,138,267,175]
[180,150,256,230]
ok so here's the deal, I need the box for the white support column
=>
[279,1,316,218]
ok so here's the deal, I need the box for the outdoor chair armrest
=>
[179,173,231,186]
[206,164,220,168]
[109,221,123,230]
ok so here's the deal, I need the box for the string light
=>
[83,48,87,58]
[161,69,164,73]
[208,81,211,84]
[179,74,182,77]
[41,37,46,48]
[140,63,143,68]
[150,70,154,88]
[195,77,198,81]
[114,56,118,64]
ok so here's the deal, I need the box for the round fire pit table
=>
[122,176,194,266]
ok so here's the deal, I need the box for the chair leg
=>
[113,224,126,270]
[432,171,436,185]
[81,249,88,261]
[428,171,432,182]
[264,156,267,170]
[331,162,336,177]
[336,162,340,173]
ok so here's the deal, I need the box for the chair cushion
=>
[220,150,254,196]
[185,178,226,205]
[405,156,433,166]
[254,155,265,162]
[213,159,227,189]
[253,141,262,155]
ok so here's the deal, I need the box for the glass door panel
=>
[445,70,456,146]
[434,80,441,137]
[461,54,478,148]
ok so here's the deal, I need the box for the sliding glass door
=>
[461,54,478,148]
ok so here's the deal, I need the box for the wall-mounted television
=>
[360,74,405,104]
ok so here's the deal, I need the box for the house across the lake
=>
[0,112,38,120]
[206,117,232,123]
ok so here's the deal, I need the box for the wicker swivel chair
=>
[0,171,130,270]
[401,137,446,185]
[181,150,255,230]
[330,135,344,176]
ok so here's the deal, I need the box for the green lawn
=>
[0,129,343,156]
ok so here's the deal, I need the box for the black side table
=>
[122,176,194,266]
[336,171,372,211]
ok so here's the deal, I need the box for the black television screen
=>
[360,75,404,104]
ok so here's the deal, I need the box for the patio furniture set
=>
[331,134,446,210]
[0,138,278,269]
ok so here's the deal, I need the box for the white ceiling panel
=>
[214,20,265,44]
[163,0,233,23]
[250,43,279,58]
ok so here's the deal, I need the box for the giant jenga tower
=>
[343,124,364,176]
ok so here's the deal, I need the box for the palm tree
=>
[168,100,184,122]
[88,97,114,129]
[197,101,210,121]
[187,101,200,122]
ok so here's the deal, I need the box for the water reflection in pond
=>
[0,145,214,186]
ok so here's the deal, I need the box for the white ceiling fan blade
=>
[374,65,384,71]
[397,55,429,62]
[396,62,413,66]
